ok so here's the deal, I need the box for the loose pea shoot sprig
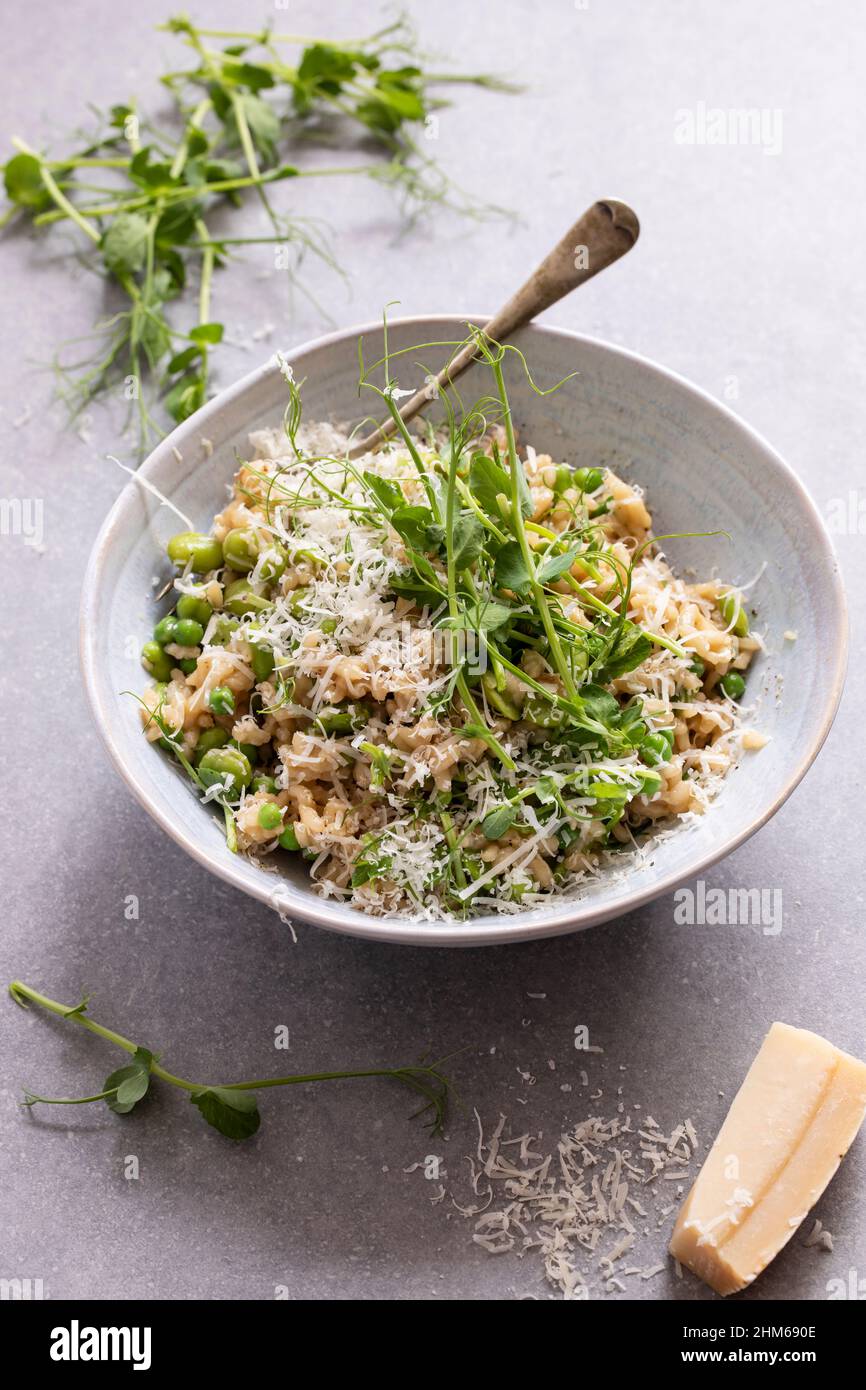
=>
[9,981,455,1140]
[1,13,516,454]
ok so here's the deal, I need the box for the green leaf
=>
[494,541,530,595]
[578,683,621,725]
[443,600,513,635]
[189,321,224,345]
[481,804,517,840]
[129,148,176,190]
[351,847,393,887]
[475,601,514,633]
[390,504,442,552]
[513,451,533,521]
[104,1047,153,1115]
[116,1071,150,1106]
[468,451,511,520]
[164,371,205,423]
[184,124,209,158]
[296,42,358,102]
[452,513,483,571]
[101,212,150,277]
[167,345,201,374]
[533,775,560,804]
[157,246,186,291]
[3,152,49,209]
[364,471,404,513]
[222,60,276,93]
[199,157,245,184]
[191,1087,261,1141]
[359,740,398,789]
[537,545,581,585]
[155,203,199,247]
[109,104,134,130]
[594,622,654,681]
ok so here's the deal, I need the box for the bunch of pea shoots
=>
[0,14,515,453]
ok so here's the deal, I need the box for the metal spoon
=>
[348,198,639,458]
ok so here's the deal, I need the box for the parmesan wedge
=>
[670,1023,866,1295]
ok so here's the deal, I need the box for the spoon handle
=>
[348,198,639,458]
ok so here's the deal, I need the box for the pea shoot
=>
[1,16,517,454]
[9,981,456,1140]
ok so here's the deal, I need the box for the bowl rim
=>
[80,314,848,947]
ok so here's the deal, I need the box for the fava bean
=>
[166,532,223,573]
[198,746,252,791]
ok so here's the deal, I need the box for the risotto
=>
[139,343,763,920]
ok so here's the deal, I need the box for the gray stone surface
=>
[1,0,863,1301]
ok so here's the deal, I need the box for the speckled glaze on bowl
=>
[80,316,847,946]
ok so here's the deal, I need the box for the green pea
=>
[259,545,288,583]
[166,532,224,574]
[208,686,235,716]
[177,594,213,625]
[720,671,746,700]
[314,702,370,734]
[574,466,603,493]
[719,591,749,637]
[641,731,674,767]
[689,657,705,678]
[223,528,262,573]
[320,616,338,635]
[235,741,259,767]
[198,746,253,792]
[279,824,300,851]
[553,465,573,495]
[153,615,179,645]
[224,578,272,616]
[179,657,198,676]
[141,640,173,682]
[252,775,278,795]
[252,645,275,681]
[174,617,204,647]
[257,802,283,831]
[194,727,230,763]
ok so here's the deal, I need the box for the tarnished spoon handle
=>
[348,198,639,458]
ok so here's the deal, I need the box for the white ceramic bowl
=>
[80,316,847,946]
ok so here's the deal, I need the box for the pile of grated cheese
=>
[447,1107,699,1299]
